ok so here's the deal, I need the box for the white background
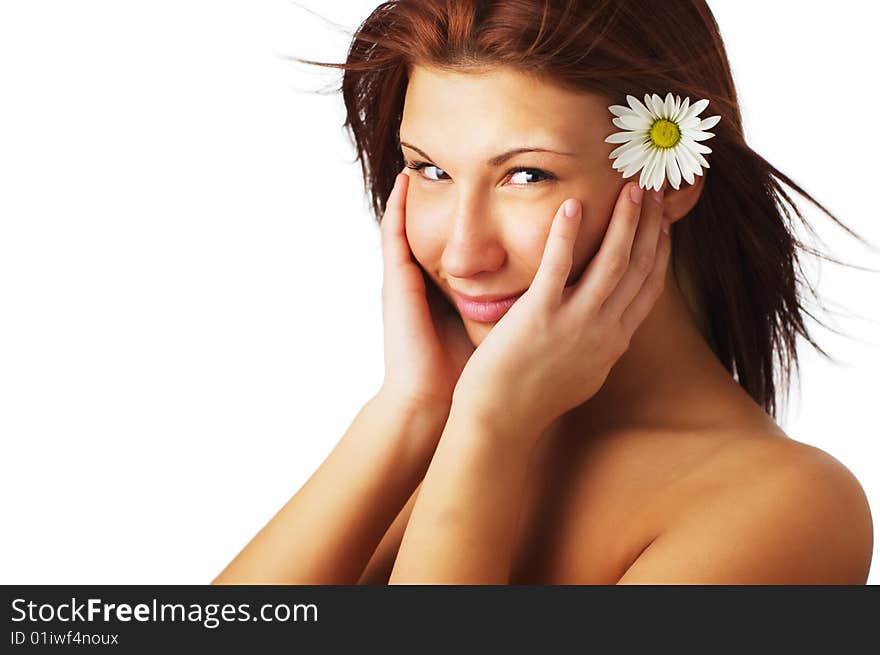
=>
[1,1,877,584]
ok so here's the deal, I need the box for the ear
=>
[660,171,706,225]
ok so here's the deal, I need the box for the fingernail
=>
[661,221,670,235]
[651,188,664,205]
[564,199,580,218]
[629,184,644,205]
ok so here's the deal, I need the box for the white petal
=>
[609,139,639,158]
[654,167,666,192]
[679,116,701,129]
[671,96,683,123]
[615,143,649,169]
[611,151,648,171]
[665,148,682,190]
[697,115,721,131]
[664,93,675,119]
[649,148,664,185]
[609,104,635,117]
[651,151,667,191]
[639,148,660,189]
[682,129,716,142]
[683,98,710,122]
[611,143,640,168]
[637,151,653,188]
[672,96,690,123]
[677,145,702,180]
[660,150,673,190]
[650,94,665,118]
[675,149,695,185]
[626,95,654,120]
[620,113,652,131]
[622,155,648,178]
[621,155,646,178]
[605,130,642,144]
[681,139,711,169]
[686,140,712,155]
[648,150,666,191]
[609,136,647,158]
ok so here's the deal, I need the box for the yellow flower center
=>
[649,119,680,149]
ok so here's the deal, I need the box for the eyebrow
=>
[399,140,576,167]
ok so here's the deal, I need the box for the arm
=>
[212,391,449,585]
[357,481,423,584]
[388,405,536,584]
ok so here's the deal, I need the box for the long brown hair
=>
[285,0,876,420]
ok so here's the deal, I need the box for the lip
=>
[450,288,526,323]
[451,288,527,303]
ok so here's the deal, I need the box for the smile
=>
[450,289,524,323]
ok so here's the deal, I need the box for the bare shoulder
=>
[711,432,872,525]
[616,428,874,584]
[705,428,867,481]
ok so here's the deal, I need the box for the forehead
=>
[401,65,611,150]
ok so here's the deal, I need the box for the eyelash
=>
[404,160,556,186]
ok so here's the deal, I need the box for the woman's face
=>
[399,65,625,345]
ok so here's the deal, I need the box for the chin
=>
[462,317,492,347]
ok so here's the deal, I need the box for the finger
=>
[424,269,453,323]
[619,224,672,334]
[600,186,665,318]
[380,169,413,274]
[529,198,582,308]
[572,181,644,311]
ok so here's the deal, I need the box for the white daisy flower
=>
[604,92,721,192]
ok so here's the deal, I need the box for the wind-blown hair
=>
[287,0,875,420]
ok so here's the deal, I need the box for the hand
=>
[378,167,476,412]
[451,181,671,443]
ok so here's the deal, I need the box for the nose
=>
[440,190,507,279]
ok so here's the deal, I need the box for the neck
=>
[552,262,767,441]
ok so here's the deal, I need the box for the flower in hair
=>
[605,93,721,192]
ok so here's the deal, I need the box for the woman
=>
[213,0,873,584]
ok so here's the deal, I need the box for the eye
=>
[404,160,555,186]
[406,161,450,182]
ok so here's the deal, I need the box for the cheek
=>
[571,191,620,278]
[403,204,445,267]
[407,206,552,272]
[403,192,616,282]
[516,222,556,270]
